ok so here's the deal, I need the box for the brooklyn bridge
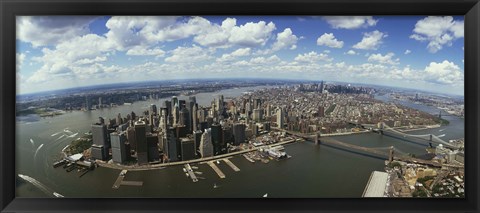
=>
[276,122,461,168]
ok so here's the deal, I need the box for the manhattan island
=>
[56,82,464,197]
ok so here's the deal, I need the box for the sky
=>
[16,16,464,95]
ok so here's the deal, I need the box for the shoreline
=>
[94,138,300,171]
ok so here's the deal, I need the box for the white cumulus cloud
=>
[353,30,387,50]
[410,16,464,53]
[294,51,332,63]
[322,16,377,29]
[423,60,463,85]
[317,33,344,48]
[367,52,399,65]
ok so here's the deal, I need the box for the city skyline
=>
[16,16,464,95]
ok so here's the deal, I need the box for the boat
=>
[183,168,187,172]
[263,193,268,198]
[53,159,67,168]
[213,183,220,189]
[53,192,64,198]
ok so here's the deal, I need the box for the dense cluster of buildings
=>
[233,84,441,135]
[89,94,276,165]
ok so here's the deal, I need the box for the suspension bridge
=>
[279,129,443,167]
[376,122,459,149]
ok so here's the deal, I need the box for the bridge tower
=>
[429,134,433,141]
[388,146,394,162]
[438,111,442,118]
[315,132,320,145]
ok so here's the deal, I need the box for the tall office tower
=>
[193,130,203,156]
[263,122,271,132]
[233,123,246,145]
[126,126,136,152]
[320,81,324,93]
[85,96,91,111]
[130,111,136,121]
[172,104,179,126]
[116,113,123,126]
[254,98,262,109]
[171,96,178,110]
[165,127,178,162]
[266,104,271,117]
[178,100,186,110]
[98,97,102,108]
[134,121,148,165]
[91,123,110,158]
[222,127,233,146]
[246,100,252,114]
[210,123,223,155]
[216,95,224,115]
[147,134,160,162]
[252,123,259,136]
[253,109,263,122]
[110,132,127,164]
[199,122,208,132]
[199,128,213,158]
[178,108,190,132]
[90,144,106,160]
[180,138,195,161]
[188,96,197,131]
[277,107,285,129]
[164,100,171,116]
[150,104,157,116]
[192,104,198,132]
[160,108,168,132]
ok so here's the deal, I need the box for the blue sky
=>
[16,16,464,95]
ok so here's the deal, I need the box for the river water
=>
[15,87,464,198]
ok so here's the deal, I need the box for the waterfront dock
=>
[121,181,143,186]
[112,170,127,189]
[184,164,198,182]
[207,161,225,179]
[222,158,240,172]
[112,170,143,189]
[243,154,255,163]
[362,171,388,197]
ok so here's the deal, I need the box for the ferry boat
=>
[53,192,64,198]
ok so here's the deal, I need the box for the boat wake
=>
[51,131,62,137]
[34,144,44,160]
[437,134,446,138]
[67,133,79,138]
[55,135,66,141]
[439,129,446,132]
[18,174,55,197]
[29,139,34,146]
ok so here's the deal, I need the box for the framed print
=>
[1,0,479,212]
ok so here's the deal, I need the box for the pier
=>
[206,161,226,179]
[112,170,144,189]
[243,154,255,163]
[222,158,240,172]
[184,164,198,182]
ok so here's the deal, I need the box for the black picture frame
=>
[1,0,479,212]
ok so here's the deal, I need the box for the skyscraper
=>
[192,104,198,132]
[110,132,127,164]
[134,121,148,165]
[165,127,178,162]
[253,108,263,122]
[199,128,213,158]
[210,123,223,155]
[150,104,157,116]
[91,123,109,158]
[193,130,203,156]
[277,107,284,129]
[180,138,195,161]
[233,123,246,145]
